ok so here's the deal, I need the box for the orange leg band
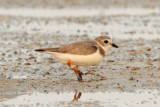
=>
[67,60,72,67]
[67,60,82,81]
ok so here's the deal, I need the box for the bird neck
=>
[96,42,111,52]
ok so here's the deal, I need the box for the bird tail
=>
[35,48,59,53]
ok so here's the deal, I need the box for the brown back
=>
[35,40,106,56]
[58,41,98,55]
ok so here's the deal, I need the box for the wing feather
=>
[35,48,59,53]
[58,41,98,55]
[35,41,98,55]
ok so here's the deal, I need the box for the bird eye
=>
[104,40,108,44]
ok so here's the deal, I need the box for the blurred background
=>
[0,0,160,8]
[0,0,160,39]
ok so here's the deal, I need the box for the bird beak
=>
[112,43,118,48]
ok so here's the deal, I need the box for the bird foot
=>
[67,60,83,81]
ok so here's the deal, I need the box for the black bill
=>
[112,43,118,48]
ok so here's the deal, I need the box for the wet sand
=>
[0,35,160,106]
[0,0,160,106]
[0,37,160,92]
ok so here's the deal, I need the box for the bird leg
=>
[67,60,83,81]
[73,67,83,81]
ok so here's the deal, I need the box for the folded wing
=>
[35,41,98,55]
[58,41,98,55]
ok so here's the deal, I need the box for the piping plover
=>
[35,36,118,82]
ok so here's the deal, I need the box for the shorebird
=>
[35,35,118,82]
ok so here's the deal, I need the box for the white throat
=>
[96,42,112,52]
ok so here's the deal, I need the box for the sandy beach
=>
[0,0,160,106]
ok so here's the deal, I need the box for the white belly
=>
[50,50,104,66]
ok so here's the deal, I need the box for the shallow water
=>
[0,90,160,107]
[0,8,159,17]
